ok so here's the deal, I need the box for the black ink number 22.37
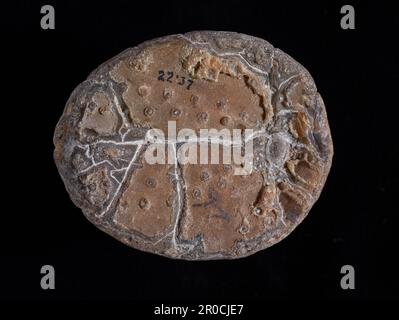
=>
[157,70,193,90]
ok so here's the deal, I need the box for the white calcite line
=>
[278,74,299,90]
[94,139,145,146]
[79,159,118,174]
[99,142,144,217]
[179,34,270,78]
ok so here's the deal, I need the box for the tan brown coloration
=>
[181,160,265,254]
[79,92,119,137]
[79,167,111,206]
[114,161,175,238]
[53,31,333,260]
[109,38,268,133]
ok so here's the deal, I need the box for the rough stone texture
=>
[53,31,333,260]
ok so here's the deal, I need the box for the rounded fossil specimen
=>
[53,31,333,260]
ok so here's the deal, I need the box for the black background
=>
[0,0,397,305]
